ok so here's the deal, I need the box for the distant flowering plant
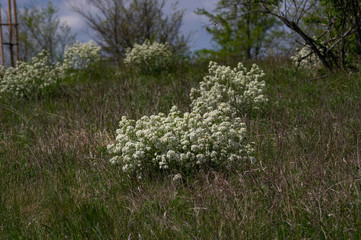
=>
[0,50,58,98]
[0,41,101,99]
[61,40,101,70]
[108,61,267,178]
[124,40,173,73]
[291,45,322,70]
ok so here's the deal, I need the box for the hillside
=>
[1,58,361,239]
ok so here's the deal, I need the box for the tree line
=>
[7,0,361,71]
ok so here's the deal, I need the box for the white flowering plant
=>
[291,45,322,70]
[0,41,101,99]
[107,104,254,177]
[0,50,59,98]
[61,40,101,70]
[108,61,267,178]
[124,40,173,74]
[190,61,267,115]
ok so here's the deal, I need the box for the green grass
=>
[1,59,361,239]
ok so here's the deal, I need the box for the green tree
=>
[196,0,284,60]
[70,0,189,63]
[304,0,361,68]
[243,0,361,71]
[19,2,76,62]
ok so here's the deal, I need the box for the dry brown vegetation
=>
[1,60,361,239]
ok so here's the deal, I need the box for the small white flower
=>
[291,44,322,70]
[172,173,182,182]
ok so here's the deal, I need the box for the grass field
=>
[1,58,361,239]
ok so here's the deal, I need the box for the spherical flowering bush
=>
[108,61,267,178]
[0,50,58,98]
[190,61,267,115]
[0,41,101,99]
[61,40,101,70]
[124,40,172,73]
[291,45,322,70]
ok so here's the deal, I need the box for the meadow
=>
[1,57,361,239]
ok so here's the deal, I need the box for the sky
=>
[14,0,219,52]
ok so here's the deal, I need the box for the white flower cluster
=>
[124,40,172,73]
[0,50,58,98]
[190,61,267,115]
[291,45,322,70]
[0,41,101,98]
[108,61,267,177]
[107,104,253,176]
[62,40,101,70]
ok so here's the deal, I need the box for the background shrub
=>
[0,41,101,99]
[124,40,174,74]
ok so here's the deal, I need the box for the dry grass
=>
[1,60,361,239]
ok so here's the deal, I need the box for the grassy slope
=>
[1,59,361,239]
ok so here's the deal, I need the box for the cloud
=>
[59,14,85,31]
[15,0,219,51]
[173,0,218,50]
[56,0,93,42]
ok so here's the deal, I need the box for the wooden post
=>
[12,0,18,63]
[7,0,14,67]
[0,5,4,66]
[0,0,19,66]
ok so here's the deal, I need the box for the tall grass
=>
[1,59,361,239]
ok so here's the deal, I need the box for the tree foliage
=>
[70,0,188,62]
[308,0,361,68]
[196,0,284,60]
[245,0,361,71]
[18,2,76,62]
